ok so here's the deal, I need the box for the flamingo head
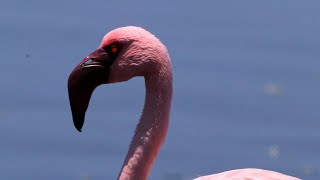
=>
[68,26,169,132]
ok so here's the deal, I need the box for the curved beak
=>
[68,48,114,132]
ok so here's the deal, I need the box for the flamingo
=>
[67,26,301,180]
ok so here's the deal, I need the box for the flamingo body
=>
[67,26,301,180]
[194,168,300,180]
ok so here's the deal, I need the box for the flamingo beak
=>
[68,48,114,132]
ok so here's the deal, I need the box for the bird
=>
[67,26,301,180]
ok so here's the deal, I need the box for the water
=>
[1,1,320,179]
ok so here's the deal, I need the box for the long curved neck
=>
[118,65,172,180]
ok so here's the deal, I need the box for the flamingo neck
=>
[118,66,172,180]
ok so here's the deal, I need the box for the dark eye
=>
[104,44,121,59]
[111,45,118,54]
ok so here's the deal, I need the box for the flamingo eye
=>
[111,45,118,54]
[104,44,120,59]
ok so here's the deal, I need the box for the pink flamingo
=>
[68,26,301,180]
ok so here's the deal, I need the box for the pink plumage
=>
[68,26,301,180]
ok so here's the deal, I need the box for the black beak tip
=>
[74,122,83,132]
[76,127,82,132]
[72,113,85,132]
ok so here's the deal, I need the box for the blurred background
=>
[1,1,319,179]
